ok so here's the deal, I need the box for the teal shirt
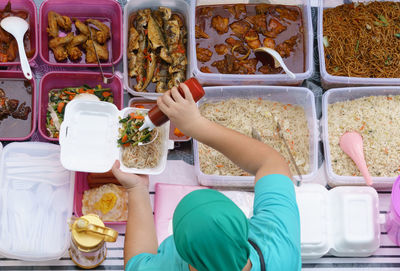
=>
[126,174,301,271]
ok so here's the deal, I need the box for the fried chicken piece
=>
[0,27,11,43]
[212,54,235,74]
[74,18,90,36]
[247,14,267,35]
[229,20,251,38]
[214,44,228,55]
[47,11,59,38]
[196,46,212,62]
[85,39,109,63]
[255,4,273,15]
[225,37,248,55]
[6,39,17,61]
[198,7,213,17]
[128,27,139,51]
[244,29,261,49]
[47,11,72,38]
[211,15,229,34]
[224,4,246,19]
[195,25,209,39]
[67,34,88,61]
[276,35,298,58]
[259,65,282,74]
[0,88,4,97]
[86,19,110,44]
[263,38,275,49]
[235,58,258,74]
[49,32,74,61]
[200,66,211,73]
[265,18,287,38]
[12,102,31,120]
[276,7,299,21]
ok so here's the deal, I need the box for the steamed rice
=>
[328,95,400,177]
[198,98,310,176]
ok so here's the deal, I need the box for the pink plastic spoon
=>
[339,131,373,186]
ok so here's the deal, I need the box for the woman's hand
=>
[111,160,149,191]
[157,83,205,137]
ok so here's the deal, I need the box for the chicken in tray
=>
[47,12,111,63]
[127,7,187,93]
[0,88,31,121]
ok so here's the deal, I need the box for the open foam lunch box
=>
[59,99,173,175]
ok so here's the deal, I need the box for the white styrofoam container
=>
[193,86,318,187]
[0,142,75,261]
[297,183,380,259]
[59,100,173,175]
[318,0,400,89]
[321,86,400,189]
[191,0,314,86]
[123,0,195,98]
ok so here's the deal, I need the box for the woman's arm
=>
[111,161,158,268]
[157,84,291,182]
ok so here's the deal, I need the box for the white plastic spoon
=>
[0,16,32,80]
[254,47,296,79]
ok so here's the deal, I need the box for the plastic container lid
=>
[0,142,75,261]
[296,184,380,259]
[59,100,173,174]
[391,176,400,223]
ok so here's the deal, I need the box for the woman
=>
[112,83,301,271]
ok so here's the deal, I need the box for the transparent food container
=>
[318,0,400,89]
[297,183,380,259]
[321,86,400,189]
[59,100,174,175]
[0,142,75,261]
[0,0,38,66]
[194,86,318,187]
[38,71,123,142]
[123,0,195,98]
[39,0,122,67]
[191,0,313,86]
[0,71,36,141]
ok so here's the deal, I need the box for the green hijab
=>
[173,189,250,271]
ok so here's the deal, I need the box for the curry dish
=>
[195,4,304,75]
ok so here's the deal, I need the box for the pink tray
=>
[0,71,36,141]
[39,0,122,67]
[0,0,38,66]
[38,71,123,141]
[74,172,125,225]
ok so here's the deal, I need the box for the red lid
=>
[184,78,205,102]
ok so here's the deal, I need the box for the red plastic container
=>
[39,0,122,67]
[0,0,38,66]
[74,172,125,225]
[0,71,36,141]
[38,71,123,142]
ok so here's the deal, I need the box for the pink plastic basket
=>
[39,0,122,67]
[0,0,38,66]
[386,176,400,246]
[38,71,123,142]
[0,70,36,141]
[74,172,125,225]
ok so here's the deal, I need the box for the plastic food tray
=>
[0,0,38,66]
[123,0,195,98]
[297,183,380,259]
[0,71,37,141]
[0,142,75,261]
[193,86,318,187]
[321,86,400,189]
[318,0,400,89]
[74,172,125,226]
[38,71,123,142]
[190,0,313,86]
[59,100,174,175]
[128,97,191,142]
[39,0,122,67]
